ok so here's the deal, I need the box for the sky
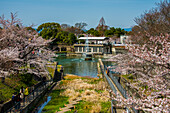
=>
[0,0,161,29]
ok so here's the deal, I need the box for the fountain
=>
[83,35,92,60]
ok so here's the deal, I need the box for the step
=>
[56,109,71,113]
[61,104,74,109]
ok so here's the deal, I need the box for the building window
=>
[79,47,82,52]
[83,47,85,52]
[93,47,97,52]
[99,47,102,52]
[75,47,78,52]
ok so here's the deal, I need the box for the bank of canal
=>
[55,55,113,78]
[42,74,111,113]
[36,55,113,112]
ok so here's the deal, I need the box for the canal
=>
[55,55,113,78]
[37,55,113,112]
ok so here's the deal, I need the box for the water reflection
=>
[55,55,114,78]
[55,56,98,78]
[37,96,51,113]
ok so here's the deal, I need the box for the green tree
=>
[114,28,126,37]
[25,27,36,33]
[93,30,100,36]
[37,22,61,39]
[78,34,85,38]
[87,28,95,34]
[104,27,126,37]
[67,33,77,45]
[104,30,114,37]
[87,28,100,36]
[55,31,69,43]
[110,27,115,32]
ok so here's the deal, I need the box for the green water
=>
[55,55,113,78]
[55,56,99,77]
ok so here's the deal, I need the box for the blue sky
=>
[0,0,161,29]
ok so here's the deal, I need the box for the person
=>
[118,77,121,83]
[24,87,29,102]
[32,49,35,55]
[0,100,4,113]
[20,86,24,102]
[12,92,17,105]
[60,66,63,73]
[106,67,110,77]
[60,66,64,80]
[15,93,21,111]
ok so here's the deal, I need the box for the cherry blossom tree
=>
[0,13,57,79]
[131,0,170,44]
[108,34,169,112]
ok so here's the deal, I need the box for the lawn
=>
[42,89,69,113]
[42,74,111,113]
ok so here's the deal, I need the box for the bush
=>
[19,73,35,86]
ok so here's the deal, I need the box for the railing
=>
[109,72,127,99]
[99,62,116,113]
[101,65,117,94]
[108,68,139,113]
[5,80,53,113]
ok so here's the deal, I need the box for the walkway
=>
[6,80,53,113]
[99,59,127,113]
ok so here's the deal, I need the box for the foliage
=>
[61,24,70,31]
[68,33,78,45]
[96,17,108,36]
[54,31,69,43]
[0,81,16,102]
[74,22,88,35]
[131,0,170,44]
[46,62,56,78]
[37,22,61,40]
[25,27,37,33]
[78,34,84,38]
[0,74,36,102]
[52,31,77,45]
[105,27,126,37]
[0,13,55,78]
[87,28,100,36]
[108,34,169,112]
[87,27,126,37]
[18,73,37,86]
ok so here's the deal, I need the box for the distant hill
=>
[123,28,132,32]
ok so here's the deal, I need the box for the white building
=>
[120,35,131,44]
[78,37,109,44]
[74,37,111,54]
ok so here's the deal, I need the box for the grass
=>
[0,72,40,102]
[100,101,111,113]
[0,76,28,102]
[46,62,56,78]
[0,61,54,103]
[65,101,111,113]
[42,89,69,113]
[65,101,93,113]
[43,74,111,113]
